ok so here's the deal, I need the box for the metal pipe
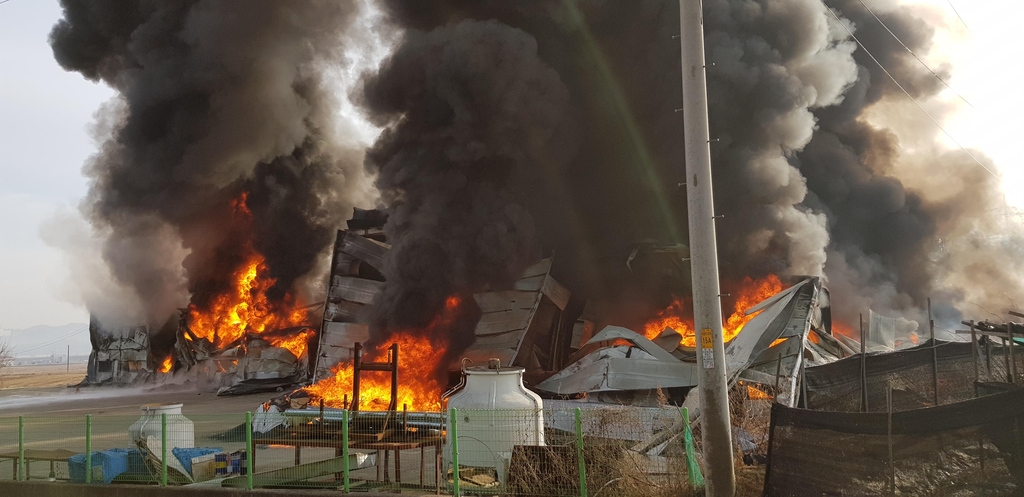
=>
[389,344,399,413]
[85,415,92,484]
[970,320,979,396]
[284,409,442,421]
[352,343,362,412]
[245,412,254,490]
[161,413,168,487]
[774,355,783,394]
[1009,322,1016,384]
[342,409,350,493]
[986,335,992,380]
[678,1,734,493]
[575,408,588,497]
[886,380,894,496]
[800,363,808,409]
[1004,337,1011,383]
[17,416,24,482]
[929,298,939,405]
[450,408,460,497]
[860,313,868,412]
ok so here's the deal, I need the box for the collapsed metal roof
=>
[314,228,571,383]
[536,277,845,407]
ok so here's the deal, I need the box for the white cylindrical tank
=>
[443,360,544,472]
[128,404,194,450]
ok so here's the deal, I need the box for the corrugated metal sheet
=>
[536,327,699,395]
[339,231,389,271]
[327,276,382,305]
[315,226,570,380]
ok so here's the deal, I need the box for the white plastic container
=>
[443,360,544,476]
[128,403,194,450]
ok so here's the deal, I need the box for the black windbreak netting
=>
[765,386,1024,496]
[803,338,1024,412]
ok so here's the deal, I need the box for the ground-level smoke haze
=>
[48,1,376,329]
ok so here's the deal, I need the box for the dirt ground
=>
[0,364,272,417]
[0,363,88,390]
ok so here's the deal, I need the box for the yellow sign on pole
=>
[701,328,714,368]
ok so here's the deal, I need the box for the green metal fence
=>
[0,406,703,495]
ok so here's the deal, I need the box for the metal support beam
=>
[928,298,939,406]
[678,1,734,494]
[860,313,868,412]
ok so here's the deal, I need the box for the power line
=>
[855,0,972,108]
[946,1,973,36]
[13,327,89,354]
[820,0,999,180]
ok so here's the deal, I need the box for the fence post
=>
[245,412,254,490]
[575,408,588,497]
[17,416,24,481]
[970,320,979,397]
[860,313,868,412]
[342,409,350,493]
[929,298,939,406]
[450,407,460,497]
[680,407,705,490]
[1008,323,1016,384]
[85,414,92,484]
[161,412,168,486]
[887,380,894,496]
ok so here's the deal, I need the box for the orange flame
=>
[158,356,173,373]
[643,299,694,344]
[643,275,784,348]
[833,321,856,339]
[746,384,772,400]
[186,194,312,359]
[305,296,461,411]
[264,328,316,359]
[909,332,919,345]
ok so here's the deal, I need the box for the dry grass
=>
[0,363,87,389]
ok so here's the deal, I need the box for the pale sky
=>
[0,0,1019,330]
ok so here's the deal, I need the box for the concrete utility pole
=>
[678,1,736,495]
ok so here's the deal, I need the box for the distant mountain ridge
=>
[0,323,91,357]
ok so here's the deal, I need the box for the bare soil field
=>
[0,364,272,416]
[0,363,88,390]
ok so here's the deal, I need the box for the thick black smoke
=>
[361,20,574,355]
[367,0,1018,334]
[50,1,373,327]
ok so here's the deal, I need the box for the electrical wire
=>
[13,327,89,354]
[820,0,999,180]
[854,0,972,108]
[946,0,972,36]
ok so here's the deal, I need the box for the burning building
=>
[51,1,1022,417]
[83,316,153,385]
[538,276,850,406]
[307,210,573,410]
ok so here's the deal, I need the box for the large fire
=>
[305,297,461,412]
[186,194,312,359]
[643,274,784,348]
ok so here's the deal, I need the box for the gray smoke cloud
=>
[360,20,575,357]
[49,1,376,330]
[800,0,1024,330]
[366,0,1019,335]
